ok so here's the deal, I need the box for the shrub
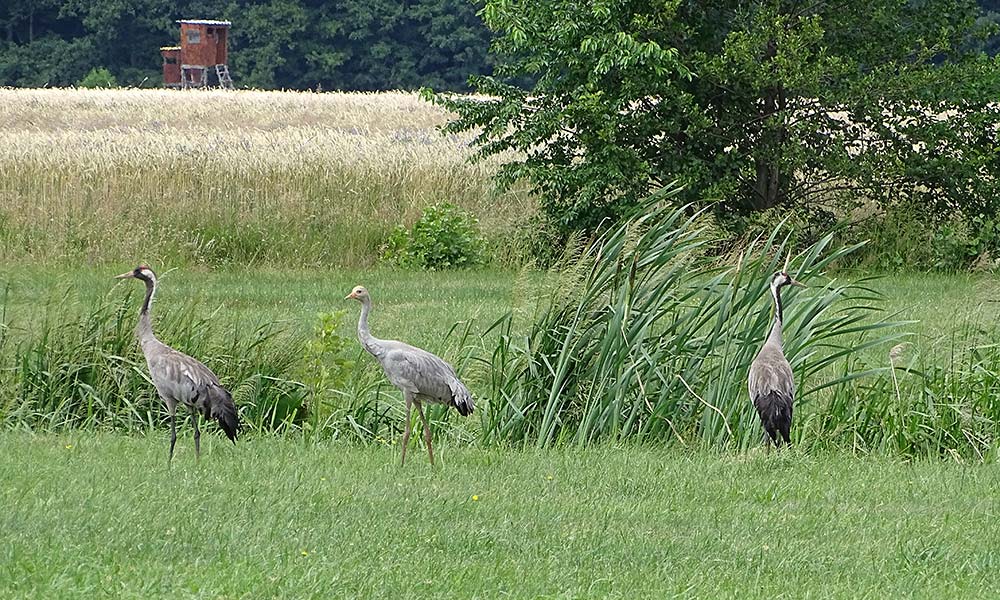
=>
[382,203,484,270]
[77,67,118,89]
[839,204,1000,272]
[298,311,355,430]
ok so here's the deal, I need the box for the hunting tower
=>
[162,19,233,89]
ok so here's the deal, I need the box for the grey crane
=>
[346,285,473,466]
[747,261,805,447]
[116,265,239,461]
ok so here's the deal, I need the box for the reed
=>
[479,190,926,450]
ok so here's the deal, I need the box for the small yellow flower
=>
[64,444,73,450]
[301,550,309,557]
[320,477,326,481]
[472,495,479,501]
[546,475,553,480]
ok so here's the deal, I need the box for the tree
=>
[426,0,1000,237]
[0,0,497,91]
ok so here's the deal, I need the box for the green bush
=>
[77,67,118,89]
[382,203,484,270]
[839,204,1000,272]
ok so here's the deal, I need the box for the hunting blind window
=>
[187,30,201,44]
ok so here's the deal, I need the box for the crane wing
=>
[146,344,223,405]
[381,343,459,400]
[747,349,795,403]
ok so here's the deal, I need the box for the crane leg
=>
[168,405,178,463]
[400,392,413,466]
[191,408,201,462]
[415,401,434,466]
[763,430,777,452]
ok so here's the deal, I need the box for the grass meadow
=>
[4,435,1000,599]
[4,88,1000,597]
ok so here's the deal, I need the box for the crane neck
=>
[767,282,784,347]
[136,275,157,345]
[356,296,379,354]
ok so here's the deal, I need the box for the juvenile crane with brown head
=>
[346,285,474,466]
[116,265,239,462]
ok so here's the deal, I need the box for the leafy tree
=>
[229,0,309,88]
[77,65,118,87]
[427,0,1000,237]
[0,0,497,90]
[0,36,94,86]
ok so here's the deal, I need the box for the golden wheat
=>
[0,87,532,266]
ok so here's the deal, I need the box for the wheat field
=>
[0,88,532,267]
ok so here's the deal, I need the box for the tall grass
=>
[0,288,311,433]
[0,282,458,443]
[809,325,1000,459]
[2,263,1000,458]
[0,88,533,267]
[480,193,915,449]
[476,196,1000,458]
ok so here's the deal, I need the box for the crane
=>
[345,285,473,465]
[115,265,239,461]
[747,257,805,448]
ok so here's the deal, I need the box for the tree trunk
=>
[751,38,788,212]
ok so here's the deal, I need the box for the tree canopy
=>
[429,0,1000,238]
[0,0,495,90]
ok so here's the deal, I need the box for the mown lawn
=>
[2,433,999,599]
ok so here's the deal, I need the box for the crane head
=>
[345,285,369,301]
[771,271,805,290]
[115,265,156,282]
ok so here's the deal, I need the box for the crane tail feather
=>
[448,379,474,416]
[753,390,792,446]
[208,385,240,443]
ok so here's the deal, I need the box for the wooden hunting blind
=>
[162,20,233,89]
[160,46,181,86]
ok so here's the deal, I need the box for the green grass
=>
[3,433,999,598]
[3,265,1000,454]
[2,266,997,352]
[0,266,520,352]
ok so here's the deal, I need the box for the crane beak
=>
[114,271,134,280]
[344,292,355,300]
[790,278,806,288]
